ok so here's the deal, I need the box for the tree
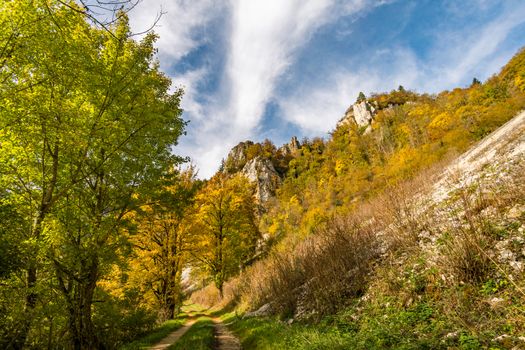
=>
[126,168,200,321]
[357,91,367,102]
[191,175,259,297]
[0,2,185,348]
[471,77,482,86]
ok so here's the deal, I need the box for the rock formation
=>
[338,100,377,128]
[223,140,254,173]
[241,156,282,204]
[278,136,301,157]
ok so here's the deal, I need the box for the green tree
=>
[0,1,185,348]
[357,91,367,102]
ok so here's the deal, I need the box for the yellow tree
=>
[191,175,259,297]
[126,169,199,321]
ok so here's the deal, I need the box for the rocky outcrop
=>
[279,136,301,157]
[338,100,376,128]
[242,156,282,203]
[224,140,254,173]
[243,303,272,318]
[223,137,301,205]
[278,136,301,157]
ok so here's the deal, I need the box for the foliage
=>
[120,168,201,321]
[0,1,185,347]
[190,174,260,296]
[261,47,525,244]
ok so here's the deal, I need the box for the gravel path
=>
[212,318,242,350]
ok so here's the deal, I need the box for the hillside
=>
[188,48,525,349]
[190,96,525,350]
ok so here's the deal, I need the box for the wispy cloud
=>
[129,0,222,63]
[127,0,525,178]
[279,48,420,135]
[426,2,525,90]
[176,0,377,177]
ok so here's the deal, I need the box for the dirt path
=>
[212,318,242,350]
[148,318,197,350]
[148,309,242,350]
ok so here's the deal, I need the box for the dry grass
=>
[439,160,525,285]
[233,213,381,320]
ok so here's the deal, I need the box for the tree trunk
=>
[12,213,46,349]
[65,256,103,350]
[13,144,59,349]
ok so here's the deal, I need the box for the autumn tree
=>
[191,175,259,297]
[0,1,185,348]
[126,168,200,321]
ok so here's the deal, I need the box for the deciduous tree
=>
[191,175,259,297]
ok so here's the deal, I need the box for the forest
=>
[2,1,525,349]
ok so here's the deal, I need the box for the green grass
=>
[120,315,187,350]
[220,312,353,350]
[167,317,215,350]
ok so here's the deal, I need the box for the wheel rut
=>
[148,318,197,350]
[212,318,242,350]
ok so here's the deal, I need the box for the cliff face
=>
[241,157,282,203]
[338,100,376,128]
[223,137,301,205]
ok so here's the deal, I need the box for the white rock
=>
[507,204,524,219]
[499,249,514,261]
[510,261,523,271]
[243,303,272,318]
[242,157,282,203]
[353,101,376,127]
[444,331,458,339]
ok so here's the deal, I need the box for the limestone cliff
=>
[338,100,377,129]
[222,137,301,205]
[241,156,282,203]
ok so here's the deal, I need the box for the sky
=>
[126,0,525,178]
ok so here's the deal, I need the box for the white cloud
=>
[280,48,420,135]
[426,2,525,90]
[128,0,222,63]
[225,0,372,135]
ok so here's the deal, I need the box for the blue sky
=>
[128,0,525,178]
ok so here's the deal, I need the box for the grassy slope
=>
[222,312,354,350]
[219,164,525,349]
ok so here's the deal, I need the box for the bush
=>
[237,214,380,320]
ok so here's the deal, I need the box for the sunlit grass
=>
[168,317,215,350]
[120,315,187,350]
